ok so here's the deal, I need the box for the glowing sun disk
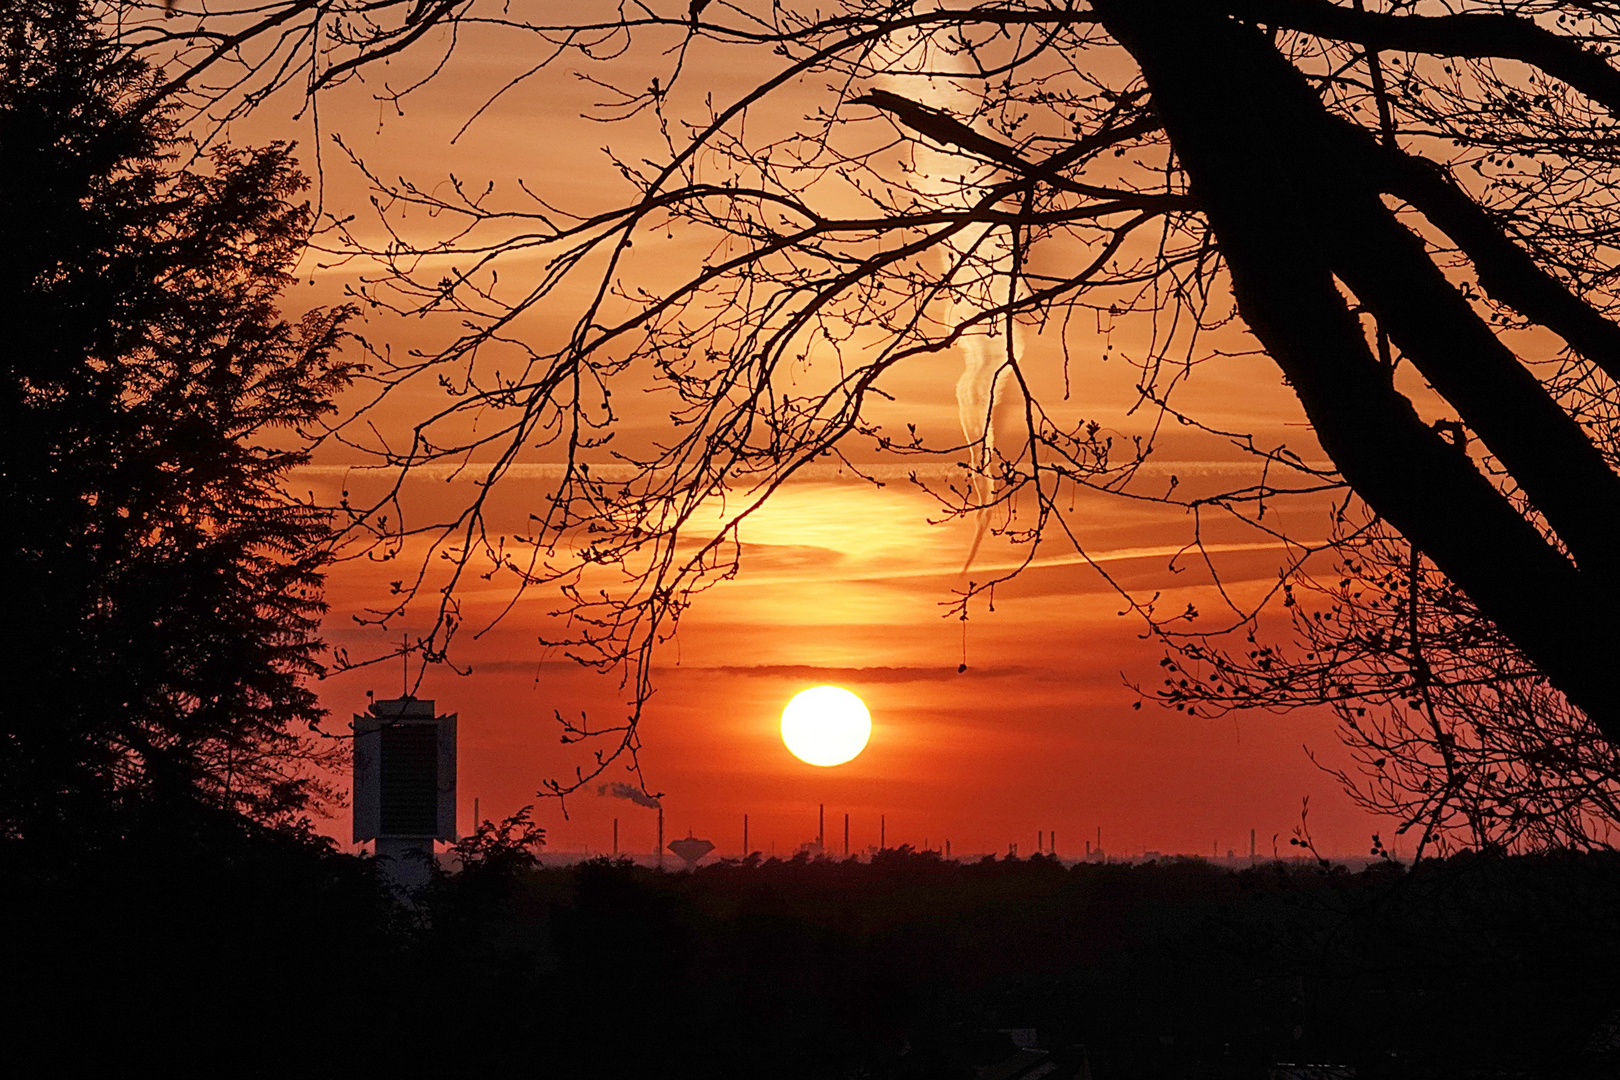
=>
[780,686,872,767]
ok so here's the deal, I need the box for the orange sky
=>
[309,469,1389,860]
[252,13,1405,860]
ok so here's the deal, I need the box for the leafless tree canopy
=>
[113,1,1620,834]
[1155,517,1620,853]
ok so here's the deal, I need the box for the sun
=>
[780,685,871,767]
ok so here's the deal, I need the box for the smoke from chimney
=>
[596,782,661,809]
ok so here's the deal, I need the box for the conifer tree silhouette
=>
[1,0,357,837]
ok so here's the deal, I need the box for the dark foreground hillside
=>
[5,818,1620,1078]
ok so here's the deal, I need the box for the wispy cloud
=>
[696,664,1036,683]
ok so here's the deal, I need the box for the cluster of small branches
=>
[1152,517,1620,854]
[103,0,481,131]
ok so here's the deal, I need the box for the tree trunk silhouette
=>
[1096,0,1620,739]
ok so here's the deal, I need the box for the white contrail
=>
[877,7,1022,572]
[956,333,1015,571]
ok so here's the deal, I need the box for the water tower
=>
[353,695,457,892]
[667,833,714,870]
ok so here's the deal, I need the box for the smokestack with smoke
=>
[597,782,661,809]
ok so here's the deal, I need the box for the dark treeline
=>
[8,834,1620,1078]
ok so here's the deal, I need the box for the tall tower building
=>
[353,695,457,892]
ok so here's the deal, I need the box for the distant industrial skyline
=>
[445,793,1396,863]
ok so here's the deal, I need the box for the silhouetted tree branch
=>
[1153,517,1620,853]
[290,1,1620,829]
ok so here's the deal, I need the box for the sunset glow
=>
[278,2,1407,859]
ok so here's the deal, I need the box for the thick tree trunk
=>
[1212,19,1620,588]
[1092,0,1620,739]
[1347,128,1620,382]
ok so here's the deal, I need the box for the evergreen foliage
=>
[0,0,357,837]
